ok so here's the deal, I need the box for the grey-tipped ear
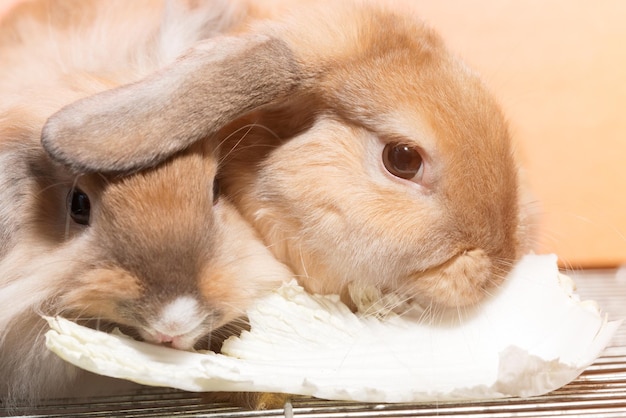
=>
[41,34,302,173]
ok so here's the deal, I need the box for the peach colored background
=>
[2,1,625,267]
[0,0,19,16]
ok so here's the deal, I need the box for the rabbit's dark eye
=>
[382,143,424,180]
[212,178,220,204]
[67,188,91,225]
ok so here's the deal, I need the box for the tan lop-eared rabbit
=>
[0,0,293,408]
[45,0,531,312]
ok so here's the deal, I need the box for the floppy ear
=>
[41,34,302,173]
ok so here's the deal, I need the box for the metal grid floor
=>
[3,268,626,417]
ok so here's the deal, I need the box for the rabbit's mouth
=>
[405,248,502,308]
[74,319,213,352]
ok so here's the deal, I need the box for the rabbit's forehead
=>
[92,153,218,261]
[105,150,216,204]
[330,61,514,181]
[318,45,498,154]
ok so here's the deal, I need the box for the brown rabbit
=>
[45,0,531,312]
[0,0,292,407]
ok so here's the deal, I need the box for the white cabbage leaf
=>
[45,254,622,402]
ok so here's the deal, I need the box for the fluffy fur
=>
[0,0,291,408]
[218,2,532,309]
[50,0,531,310]
[1,0,532,408]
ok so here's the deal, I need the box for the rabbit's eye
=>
[67,188,91,225]
[382,143,423,180]
[212,178,220,204]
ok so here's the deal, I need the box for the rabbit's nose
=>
[141,296,213,350]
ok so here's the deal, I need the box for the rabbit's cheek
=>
[60,266,143,323]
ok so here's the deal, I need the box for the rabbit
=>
[0,0,293,408]
[44,0,532,314]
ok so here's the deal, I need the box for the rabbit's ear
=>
[41,34,302,173]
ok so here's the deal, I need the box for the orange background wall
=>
[2,0,625,267]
